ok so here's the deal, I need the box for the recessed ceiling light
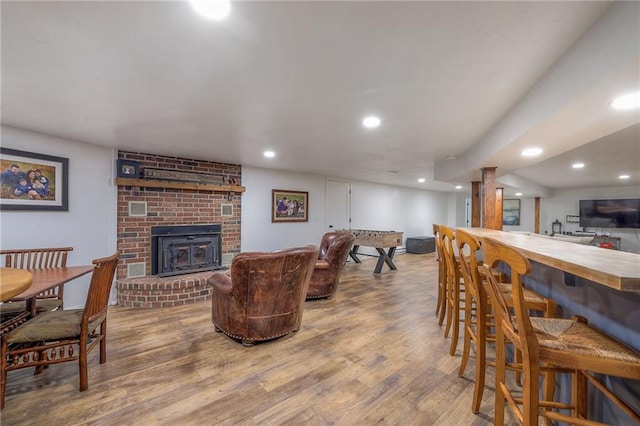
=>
[263,151,275,158]
[418,178,426,183]
[610,91,640,110]
[455,185,462,190]
[619,174,630,179]
[515,192,523,196]
[362,116,381,128]
[190,0,231,20]
[521,147,542,157]
[572,162,585,169]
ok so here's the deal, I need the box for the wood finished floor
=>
[2,253,518,425]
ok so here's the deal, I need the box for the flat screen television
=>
[579,199,640,229]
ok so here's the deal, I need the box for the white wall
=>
[502,197,536,232]
[349,180,450,241]
[541,185,640,253]
[241,166,450,253]
[240,167,328,252]
[1,126,117,308]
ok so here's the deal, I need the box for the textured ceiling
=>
[2,1,638,195]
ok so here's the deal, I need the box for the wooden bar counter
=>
[459,228,640,292]
[459,227,640,423]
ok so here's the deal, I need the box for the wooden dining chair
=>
[0,252,119,409]
[0,247,73,315]
[455,228,556,414]
[481,237,640,425]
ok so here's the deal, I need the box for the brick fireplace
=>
[115,151,241,308]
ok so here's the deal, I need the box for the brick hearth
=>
[117,271,222,308]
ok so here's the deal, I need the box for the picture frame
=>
[272,189,308,223]
[0,148,69,211]
[117,159,140,179]
[502,199,521,226]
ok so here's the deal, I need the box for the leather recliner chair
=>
[208,245,319,346]
[306,232,356,300]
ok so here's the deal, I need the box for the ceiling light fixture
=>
[446,155,457,160]
[418,178,426,183]
[190,0,231,20]
[610,91,640,110]
[521,147,542,157]
[619,174,630,180]
[515,192,523,196]
[572,162,585,169]
[263,151,275,158]
[455,185,462,190]
[362,116,381,128]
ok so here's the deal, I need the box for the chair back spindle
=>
[0,247,74,310]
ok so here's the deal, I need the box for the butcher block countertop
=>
[459,228,640,293]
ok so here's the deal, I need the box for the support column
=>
[495,187,503,231]
[481,167,499,229]
[471,181,481,227]
[534,197,541,234]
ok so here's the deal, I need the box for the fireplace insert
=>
[151,224,223,277]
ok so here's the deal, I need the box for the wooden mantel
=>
[115,178,245,193]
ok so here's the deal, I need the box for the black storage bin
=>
[406,236,435,254]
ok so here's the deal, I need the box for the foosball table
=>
[343,229,404,274]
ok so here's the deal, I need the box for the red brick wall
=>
[116,151,241,281]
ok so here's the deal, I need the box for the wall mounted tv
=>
[579,199,640,229]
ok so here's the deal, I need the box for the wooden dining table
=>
[9,265,94,317]
[0,267,34,302]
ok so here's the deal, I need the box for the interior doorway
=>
[326,178,351,231]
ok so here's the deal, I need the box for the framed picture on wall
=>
[117,159,140,179]
[503,199,521,226]
[0,148,69,211]
[272,189,308,222]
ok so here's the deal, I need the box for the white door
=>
[326,179,351,231]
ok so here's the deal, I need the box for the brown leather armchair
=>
[208,245,319,346]
[306,232,356,300]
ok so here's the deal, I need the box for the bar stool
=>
[440,225,466,355]
[481,236,640,425]
[455,228,557,414]
[432,224,447,324]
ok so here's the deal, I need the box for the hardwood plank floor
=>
[2,253,518,425]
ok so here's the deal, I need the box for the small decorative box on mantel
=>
[117,159,140,179]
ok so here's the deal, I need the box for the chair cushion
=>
[0,298,62,315]
[0,301,27,315]
[6,309,106,344]
[497,283,547,304]
[531,317,640,364]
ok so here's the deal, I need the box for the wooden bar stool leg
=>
[494,327,507,426]
[471,306,486,413]
[574,370,588,419]
[448,281,461,355]
[444,275,454,338]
